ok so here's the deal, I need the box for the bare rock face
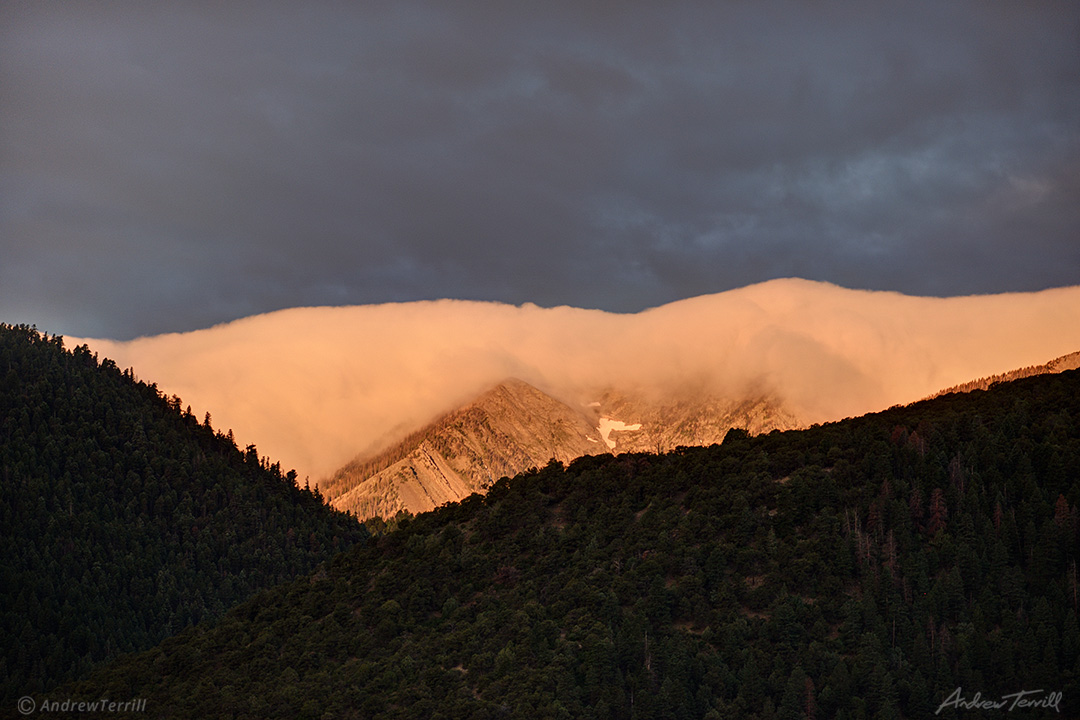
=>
[327,346,1080,520]
[326,379,602,518]
[327,378,800,519]
[584,389,800,455]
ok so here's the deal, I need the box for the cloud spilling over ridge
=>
[72,279,1080,480]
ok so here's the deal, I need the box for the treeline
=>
[66,369,1080,718]
[0,324,367,698]
[926,349,1080,399]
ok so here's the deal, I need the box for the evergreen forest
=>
[57,364,1080,718]
[0,324,367,699]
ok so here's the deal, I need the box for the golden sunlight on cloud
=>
[72,280,1080,481]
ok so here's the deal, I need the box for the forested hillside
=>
[67,369,1080,719]
[0,325,367,698]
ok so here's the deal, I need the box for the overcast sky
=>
[2,1,1078,340]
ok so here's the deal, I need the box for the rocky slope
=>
[326,380,602,518]
[330,349,1080,521]
[327,378,799,519]
[585,388,800,455]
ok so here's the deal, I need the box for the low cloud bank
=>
[73,279,1080,480]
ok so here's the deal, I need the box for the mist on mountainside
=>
[325,379,604,518]
[325,379,801,519]
[927,349,1080,399]
[72,279,1080,482]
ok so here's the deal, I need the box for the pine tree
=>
[928,488,947,536]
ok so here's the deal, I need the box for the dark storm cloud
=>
[2,1,1078,338]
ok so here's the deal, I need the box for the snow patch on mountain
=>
[598,417,642,449]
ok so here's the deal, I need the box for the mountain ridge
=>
[927,349,1080,399]
[326,379,604,518]
[327,346,1080,521]
[0,324,367,698]
[327,378,800,519]
[61,367,1080,719]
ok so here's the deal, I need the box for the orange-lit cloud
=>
[72,279,1080,481]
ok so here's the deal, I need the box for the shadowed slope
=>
[0,325,367,698]
[63,369,1080,718]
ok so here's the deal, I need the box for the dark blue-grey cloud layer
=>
[2,1,1078,338]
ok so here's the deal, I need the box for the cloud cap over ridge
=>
[73,280,1080,480]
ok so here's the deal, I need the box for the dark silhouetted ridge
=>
[64,366,1080,718]
[0,324,367,699]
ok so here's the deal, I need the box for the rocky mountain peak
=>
[327,378,800,519]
